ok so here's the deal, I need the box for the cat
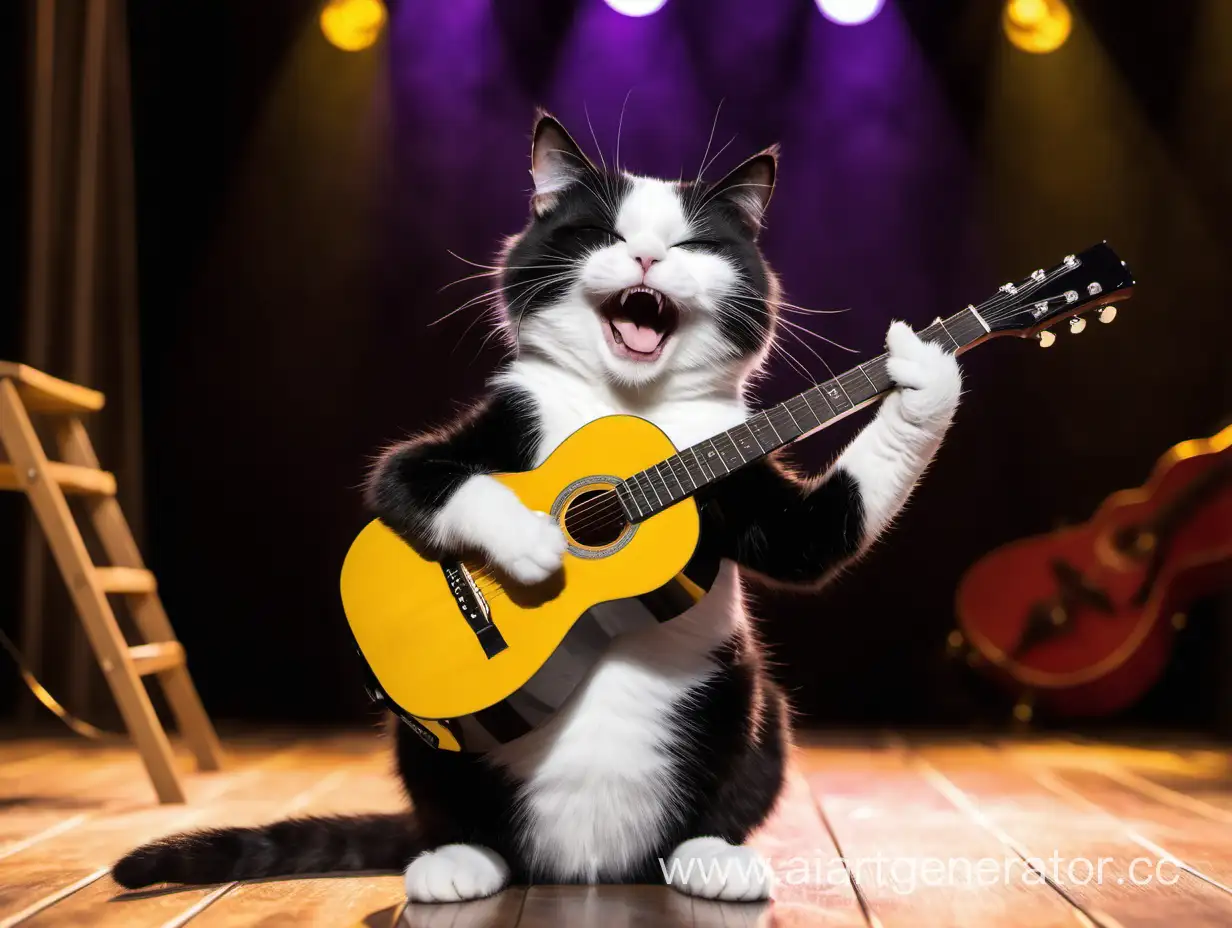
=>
[113,113,961,903]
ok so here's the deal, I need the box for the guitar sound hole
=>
[563,489,628,548]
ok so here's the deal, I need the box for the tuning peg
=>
[1098,305,1117,324]
[1037,330,1056,348]
[1070,316,1087,334]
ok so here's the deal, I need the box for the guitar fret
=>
[760,410,784,444]
[704,439,729,477]
[748,412,781,450]
[714,432,746,470]
[670,454,696,492]
[816,379,851,414]
[787,393,822,430]
[730,423,764,459]
[857,363,877,393]
[659,460,686,500]
[626,473,651,516]
[936,316,960,350]
[615,480,640,520]
[642,469,664,508]
[686,446,710,483]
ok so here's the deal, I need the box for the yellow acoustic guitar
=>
[341,244,1133,751]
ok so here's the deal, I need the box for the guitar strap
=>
[370,565,717,753]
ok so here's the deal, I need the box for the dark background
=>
[9,0,1232,728]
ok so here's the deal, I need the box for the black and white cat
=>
[114,114,961,903]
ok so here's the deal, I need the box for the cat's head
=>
[499,113,780,390]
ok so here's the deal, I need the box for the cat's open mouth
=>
[598,287,679,363]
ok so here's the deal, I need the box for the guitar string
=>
[467,283,1087,575]
[461,270,1107,595]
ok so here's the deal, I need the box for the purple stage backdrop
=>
[116,0,1232,725]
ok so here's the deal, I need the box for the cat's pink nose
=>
[636,256,659,273]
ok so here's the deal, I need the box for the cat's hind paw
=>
[404,844,510,903]
[664,837,773,902]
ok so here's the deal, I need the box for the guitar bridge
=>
[442,560,507,659]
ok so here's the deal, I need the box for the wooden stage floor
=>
[1,730,1230,927]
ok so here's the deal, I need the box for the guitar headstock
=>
[974,242,1134,346]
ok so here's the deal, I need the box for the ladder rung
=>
[96,566,157,594]
[0,362,106,414]
[0,462,117,496]
[128,642,185,676]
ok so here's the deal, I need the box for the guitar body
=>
[341,414,700,724]
[957,426,1232,716]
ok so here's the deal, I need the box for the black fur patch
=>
[364,386,542,547]
[112,814,421,888]
[701,456,866,587]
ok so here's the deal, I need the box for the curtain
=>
[11,0,143,723]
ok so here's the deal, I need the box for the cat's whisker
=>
[698,134,736,185]
[773,314,858,357]
[583,103,607,173]
[432,270,579,325]
[694,100,724,188]
[615,88,633,174]
[716,301,818,385]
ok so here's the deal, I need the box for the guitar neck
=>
[616,306,990,522]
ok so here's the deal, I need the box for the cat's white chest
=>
[502,362,748,464]
[488,565,744,880]
[487,361,748,879]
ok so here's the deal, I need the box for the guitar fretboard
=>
[615,306,989,522]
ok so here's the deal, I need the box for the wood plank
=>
[518,885,695,927]
[1037,766,1232,893]
[185,770,407,926]
[747,761,867,927]
[0,462,116,496]
[396,889,525,928]
[914,741,1232,927]
[95,567,157,595]
[0,364,105,414]
[0,750,158,859]
[0,739,356,924]
[128,642,185,676]
[799,742,1083,927]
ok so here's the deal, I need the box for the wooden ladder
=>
[0,362,222,803]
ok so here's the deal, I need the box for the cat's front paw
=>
[434,476,567,585]
[491,509,568,585]
[884,321,962,429]
[404,844,510,903]
[664,837,773,902]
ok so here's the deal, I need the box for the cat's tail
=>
[112,813,422,889]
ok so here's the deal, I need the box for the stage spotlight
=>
[815,0,884,26]
[319,0,387,52]
[1003,0,1072,54]
[603,0,669,16]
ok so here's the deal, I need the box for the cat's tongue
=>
[610,318,662,353]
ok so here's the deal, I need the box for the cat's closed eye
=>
[674,238,722,250]
[569,224,625,242]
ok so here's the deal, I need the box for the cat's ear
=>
[709,145,778,236]
[530,112,595,215]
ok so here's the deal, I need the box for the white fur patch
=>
[488,563,746,881]
[664,836,774,901]
[834,321,961,542]
[432,475,566,584]
[404,844,510,903]
[516,174,748,390]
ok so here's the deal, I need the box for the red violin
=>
[956,425,1232,717]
